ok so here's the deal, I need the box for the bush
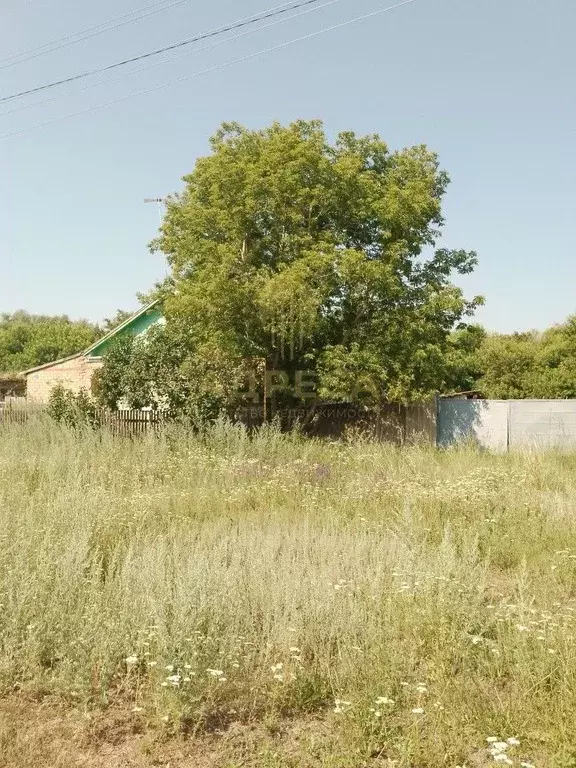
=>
[47,385,100,429]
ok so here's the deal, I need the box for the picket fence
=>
[0,404,162,437]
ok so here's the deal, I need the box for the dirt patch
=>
[0,696,345,768]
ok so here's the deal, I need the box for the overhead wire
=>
[0,0,192,71]
[0,0,330,102]
[1,0,418,140]
[0,0,344,118]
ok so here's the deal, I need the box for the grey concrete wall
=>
[509,400,576,449]
[437,399,509,451]
[438,398,576,451]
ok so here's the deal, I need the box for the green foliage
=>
[93,323,246,421]
[91,334,137,411]
[101,308,134,334]
[47,384,100,428]
[444,324,487,393]
[147,120,480,405]
[0,311,99,372]
[473,317,576,399]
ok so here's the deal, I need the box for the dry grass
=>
[0,418,576,766]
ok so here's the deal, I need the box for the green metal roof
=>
[84,300,162,358]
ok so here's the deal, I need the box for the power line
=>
[0,0,192,71]
[0,0,329,103]
[0,0,343,119]
[1,0,418,140]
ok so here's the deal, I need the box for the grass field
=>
[0,419,575,767]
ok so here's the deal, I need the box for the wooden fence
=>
[0,404,163,437]
[0,403,30,426]
[96,409,162,436]
[0,401,437,443]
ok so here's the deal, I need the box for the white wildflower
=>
[493,756,513,765]
[206,668,224,677]
[411,707,424,714]
[125,655,138,666]
[520,763,535,768]
[166,674,181,686]
[375,697,395,705]
[507,737,520,746]
[333,698,351,713]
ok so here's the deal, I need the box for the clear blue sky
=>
[1,0,574,332]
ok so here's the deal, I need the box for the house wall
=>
[26,356,103,404]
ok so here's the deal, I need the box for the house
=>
[22,301,162,403]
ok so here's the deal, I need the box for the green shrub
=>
[47,385,100,429]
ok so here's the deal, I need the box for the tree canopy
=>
[0,311,99,373]
[470,318,576,399]
[132,119,481,410]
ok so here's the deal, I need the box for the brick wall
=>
[26,356,103,404]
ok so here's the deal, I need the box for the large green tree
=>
[140,120,482,406]
[0,311,99,372]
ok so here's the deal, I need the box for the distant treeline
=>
[447,316,576,398]
[0,309,131,373]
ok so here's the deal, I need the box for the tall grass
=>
[1,418,576,765]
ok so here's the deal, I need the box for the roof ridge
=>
[20,352,83,376]
[83,299,160,356]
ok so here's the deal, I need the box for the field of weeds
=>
[0,419,575,767]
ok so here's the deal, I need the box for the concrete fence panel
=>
[509,400,576,449]
[437,399,509,451]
